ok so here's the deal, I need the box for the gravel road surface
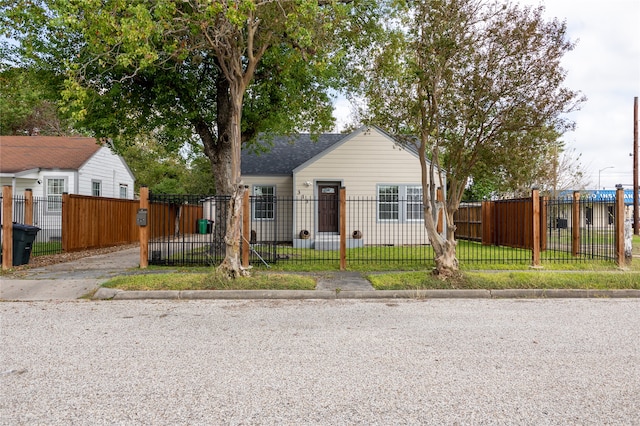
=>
[1,298,639,425]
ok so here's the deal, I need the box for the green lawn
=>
[92,234,640,292]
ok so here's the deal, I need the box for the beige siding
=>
[294,128,428,196]
[242,175,294,242]
[294,128,432,245]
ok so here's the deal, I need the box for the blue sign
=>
[559,190,638,204]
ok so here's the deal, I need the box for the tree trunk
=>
[216,85,249,278]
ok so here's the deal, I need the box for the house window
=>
[46,177,65,212]
[92,180,102,197]
[253,185,275,220]
[378,184,425,222]
[119,184,128,199]
[406,186,424,221]
[378,185,399,221]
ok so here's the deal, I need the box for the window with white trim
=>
[377,184,424,222]
[119,184,128,199]
[406,186,424,221]
[253,185,275,220]
[378,185,399,220]
[46,178,65,212]
[92,180,102,197]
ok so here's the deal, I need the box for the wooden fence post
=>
[139,186,149,269]
[572,191,581,256]
[61,193,70,252]
[540,196,547,251]
[339,187,346,271]
[2,186,13,270]
[24,189,33,226]
[481,201,493,245]
[242,187,250,269]
[531,189,541,267]
[615,185,625,267]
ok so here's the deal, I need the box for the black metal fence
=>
[147,193,226,266]
[145,193,623,269]
[542,196,618,263]
[1,194,63,257]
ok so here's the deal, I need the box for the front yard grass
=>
[100,235,640,291]
[102,270,316,291]
[367,270,640,290]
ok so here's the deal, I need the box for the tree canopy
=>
[358,0,585,277]
[2,0,377,276]
[0,66,73,135]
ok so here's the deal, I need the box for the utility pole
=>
[634,96,638,235]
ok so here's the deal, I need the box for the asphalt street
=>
[1,298,639,424]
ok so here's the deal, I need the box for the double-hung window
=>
[92,180,102,197]
[406,186,424,221]
[253,185,275,220]
[119,184,128,199]
[46,178,65,212]
[377,184,424,222]
[378,185,399,220]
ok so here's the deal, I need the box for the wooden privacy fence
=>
[62,193,203,251]
[456,196,545,249]
[62,194,140,252]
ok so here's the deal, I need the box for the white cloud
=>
[519,0,640,189]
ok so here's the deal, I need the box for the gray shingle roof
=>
[241,134,347,175]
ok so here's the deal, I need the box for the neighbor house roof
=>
[241,134,347,175]
[0,136,102,174]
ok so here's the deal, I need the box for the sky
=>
[332,0,640,191]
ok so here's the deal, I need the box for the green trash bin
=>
[12,223,40,266]
[197,219,208,234]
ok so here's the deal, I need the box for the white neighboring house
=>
[0,135,135,239]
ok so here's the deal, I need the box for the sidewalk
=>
[2,246,639,301]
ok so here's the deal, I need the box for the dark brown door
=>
[318,185,339,232]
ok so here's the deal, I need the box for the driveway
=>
[0,247,140,300]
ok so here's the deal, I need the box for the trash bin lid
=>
[12,223,41,232]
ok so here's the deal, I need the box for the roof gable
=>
[292,126,419,173]
[0,136,102,173]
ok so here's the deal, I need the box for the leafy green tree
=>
[359,0,584,277]
[0,66,72,135]
[3,0,370,276]
[117,135,217,195]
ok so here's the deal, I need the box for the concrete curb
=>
[92,288,640,300]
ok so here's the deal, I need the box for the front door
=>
[318,184,339,233]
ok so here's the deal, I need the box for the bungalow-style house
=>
[241,126,442,248]
[0,136,135,239]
